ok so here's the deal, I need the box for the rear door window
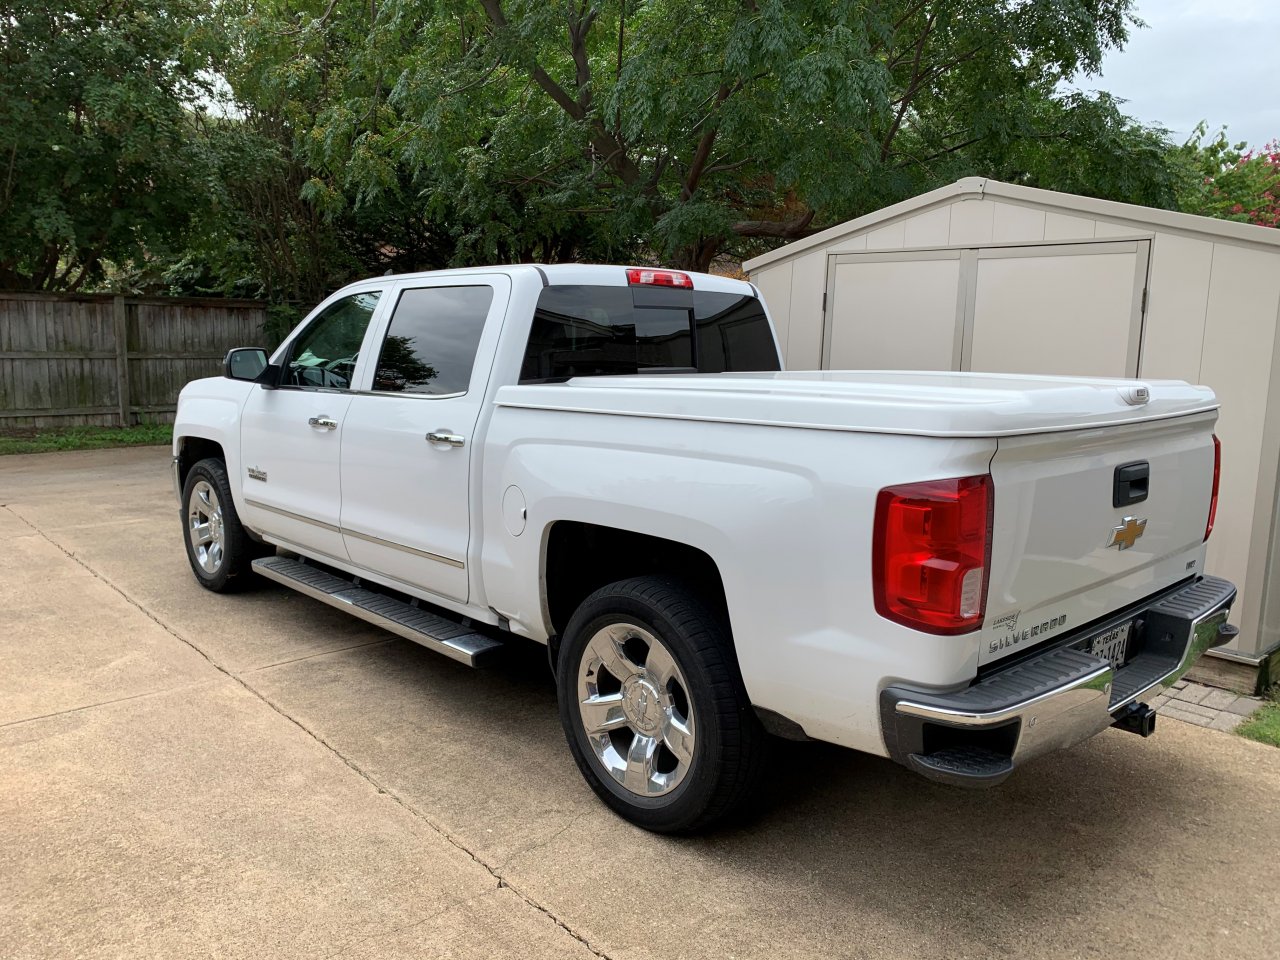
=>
[372,285,494,396]
[521,285,778,383]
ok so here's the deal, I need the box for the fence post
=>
[112,296,131,427]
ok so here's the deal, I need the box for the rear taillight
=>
[626,268,693,288]
[1205,434,1220,542]
[873,475,993,635]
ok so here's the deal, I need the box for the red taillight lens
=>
[626,268,693,288]
[873,475,993,635]
[1205,434,1221,542]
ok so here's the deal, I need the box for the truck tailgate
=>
[981,410,1217,666]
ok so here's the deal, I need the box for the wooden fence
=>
[0,292,276,428]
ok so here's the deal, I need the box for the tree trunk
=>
[671,235,723,273]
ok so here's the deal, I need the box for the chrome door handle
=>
[308,416,338,430]
[426,431,465,447]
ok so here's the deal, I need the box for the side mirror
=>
[224,348,277,387]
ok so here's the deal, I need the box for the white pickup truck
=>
[173,264,1237,832]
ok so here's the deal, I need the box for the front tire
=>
[181,458,265,592]
[557,576,767,833]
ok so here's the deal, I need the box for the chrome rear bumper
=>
[880,575,1236,788]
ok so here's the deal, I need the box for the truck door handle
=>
[426,431,465,447]
[308,416,338,430]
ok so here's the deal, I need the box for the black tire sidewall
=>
[181,458,252,592]
[557,579,741,832]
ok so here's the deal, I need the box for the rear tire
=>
[557,576,767,833]
[181,458,267,593]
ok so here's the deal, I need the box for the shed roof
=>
[742,177,1280,273]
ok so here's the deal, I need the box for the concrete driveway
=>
[2,446,1278,960]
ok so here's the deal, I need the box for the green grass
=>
[1237,686,1280,748]
[0,423,171,456]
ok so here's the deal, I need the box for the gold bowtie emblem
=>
[1108,516,1148,551]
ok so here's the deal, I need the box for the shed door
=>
[966,241,1149,378]
[822,240,1149,378]
[823,251,963,370]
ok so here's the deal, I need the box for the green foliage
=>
[264,303,306,345]
[251,0,1174,270]
[971,91,1180,209]
[6,0,1254,297]
[1236,687,1280,748]
[1173,125,1280,228]
[174,114,361,304]
[0,0,221,290]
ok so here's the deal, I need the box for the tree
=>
[179,0,480,305]
[264,0,1173,272]
[0,0,220,290]
[168,113,358,305]
[10,1,1188,298]
[1173,125,1280,229]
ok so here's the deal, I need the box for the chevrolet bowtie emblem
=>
[1108,516,1148,550]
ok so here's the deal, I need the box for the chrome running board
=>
[251,555,504,667]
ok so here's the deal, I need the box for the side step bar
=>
[252,555,505,667]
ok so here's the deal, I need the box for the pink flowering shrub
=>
[1175,125,1280,228]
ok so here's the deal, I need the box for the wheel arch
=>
[175,435,226,492]
[542,521,731,672]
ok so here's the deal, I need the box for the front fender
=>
[172,377,254,511]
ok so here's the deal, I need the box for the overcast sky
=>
[1077,0,1279,149]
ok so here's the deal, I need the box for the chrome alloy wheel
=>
[576,622,696,797]
[187,480,226,575]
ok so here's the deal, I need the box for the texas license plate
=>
[1089,621,1133,670]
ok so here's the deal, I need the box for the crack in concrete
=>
[0,679,219,730]
[492,810,590,873]
[4,504,615,960]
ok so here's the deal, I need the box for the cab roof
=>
[339,263,757,296]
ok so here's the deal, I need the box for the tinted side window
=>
[373,285,494,396]
[285,291,381,389]
[520,285,778,383]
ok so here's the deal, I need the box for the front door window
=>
[284,291,382,390]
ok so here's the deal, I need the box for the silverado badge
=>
[247,466,268,482]
[1108,516,1147,550]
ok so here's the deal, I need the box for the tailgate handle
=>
[1114,461,1149,508]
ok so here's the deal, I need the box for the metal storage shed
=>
[744,177,1280,688]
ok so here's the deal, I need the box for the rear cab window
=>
[520,284,779,383]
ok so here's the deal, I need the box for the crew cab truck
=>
[173,264,1237,832]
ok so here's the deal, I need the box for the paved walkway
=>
[1151,679,1266,732]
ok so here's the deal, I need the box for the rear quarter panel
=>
[480,400,997,754]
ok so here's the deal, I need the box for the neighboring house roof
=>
[742,177,1280,273]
